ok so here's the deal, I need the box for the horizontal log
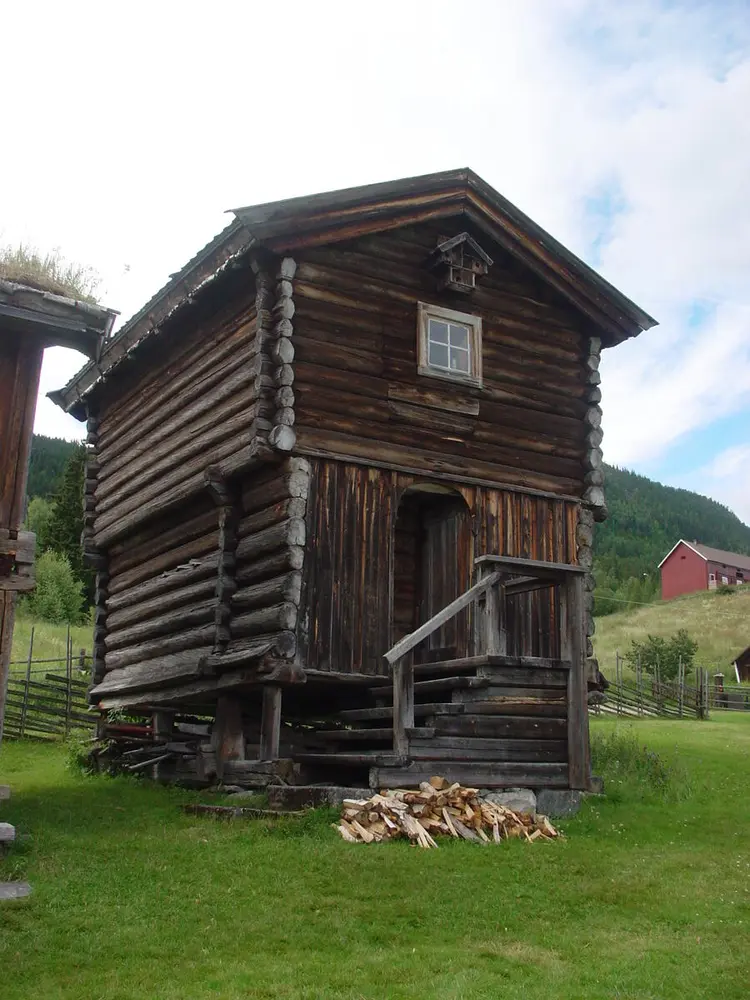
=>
[476,667,568,689]
[407,737,568,762]
[104,625,216,672]
[106,600,216,651]
[98,359,262,490]
[237,498,306,540]
[96,407,260,518]
[335,703,465,723]
[230,602,298,638]
[464,700,567,719]
[91,647,213,698]
[453,687,567,704]
[241,465,311,513]
[109,539,219,598]
[106,576,217,630]
[369,761,568,789]
[94,440,267,549]
[234,546,305,586]
[296,428,582,495]
[236,518,306,563]
[107,556,218,615]
[232,572,301,611]
[97,305,256,455]
[435,714,567,740]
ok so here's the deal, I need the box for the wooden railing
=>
[383,554,591,789]
[384,570,502,754]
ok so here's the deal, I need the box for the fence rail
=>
[592,652,750,720]
[3,625,95,740]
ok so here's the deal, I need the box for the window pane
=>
[428,342,449,368]
[449,324,469,349]
[450,347,469,372]
[428,319,449,344]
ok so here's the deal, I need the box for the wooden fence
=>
[3,625,95,740]
[592,652,750,720]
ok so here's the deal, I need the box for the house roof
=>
[658,539,750,572]
[0,278,117,360]
[50,168,657,419]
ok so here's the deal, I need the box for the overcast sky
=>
[3,0,749,523]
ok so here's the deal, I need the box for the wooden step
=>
[435,714,567,740]
[315,727,435,743]
[294,752,407,767]
[407,736,568,763]
[369,761,568,790]
[335,703,465,723]
[370,676,489,702]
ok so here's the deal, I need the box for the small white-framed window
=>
[417,302,482,387]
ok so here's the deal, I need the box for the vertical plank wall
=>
[298,459,579,676]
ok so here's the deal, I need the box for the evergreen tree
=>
[20,551,84,624]
[27,434,79,497]
[46,444,93,605]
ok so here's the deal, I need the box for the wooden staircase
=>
[294,654,571,789]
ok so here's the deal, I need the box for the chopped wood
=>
[333,777,561,848]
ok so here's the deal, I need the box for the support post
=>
[214,696,246,778]
[19,625,34,738]
[562,573,590,790]
[483,577,505,656]
[152,710,174,781]
[392,656,414,757]
[259,685,282,760]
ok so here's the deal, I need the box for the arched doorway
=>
[391,485,472,662]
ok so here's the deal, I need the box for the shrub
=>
[624,628,698,680]
[20,550,84,624]
[591,727,692,802]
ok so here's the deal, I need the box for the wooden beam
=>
[391,657,414,756]
[562,573,590,790]
[213,696,245,779]
[259,685,282,759]
[475,555,585,581]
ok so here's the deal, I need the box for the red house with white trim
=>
[659,540,750,600]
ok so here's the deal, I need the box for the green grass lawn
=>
[594,586,750,682]
[2,716,750,999]
[8,615,93,678]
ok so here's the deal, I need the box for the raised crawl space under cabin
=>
[51,169,656,794]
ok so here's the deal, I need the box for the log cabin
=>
[51,169,656,793]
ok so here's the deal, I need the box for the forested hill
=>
[595,464,750,592]
[27,434,79,497]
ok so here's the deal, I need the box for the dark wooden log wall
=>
[91,286,266,551]
[299,458,579,677]
[89,498,220,701]
[291,217,591,496]
[227,457,311,665]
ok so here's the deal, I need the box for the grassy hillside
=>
[593,586,750,679]
[595,464,750,592]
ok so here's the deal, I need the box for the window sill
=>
[417,364,483,390]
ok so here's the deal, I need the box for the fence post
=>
[78,647,87,672]
[19,626,35,738]
[615,650,622,716]
[65,625,72,738]
[677,657,684,718]
[637,654,643,717]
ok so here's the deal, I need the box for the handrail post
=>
[483,575,505,656]
[392,654,414,757]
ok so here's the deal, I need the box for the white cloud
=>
[3,0,750,524]
[678,444,750,525]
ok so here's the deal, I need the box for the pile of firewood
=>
[334,777,560,848]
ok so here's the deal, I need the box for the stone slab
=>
[267,785,371,811]
[482,788,537,815]
[0,785,10,801]
[0,822,16,843]
[0,882,32,901]
[535,789,581,818]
